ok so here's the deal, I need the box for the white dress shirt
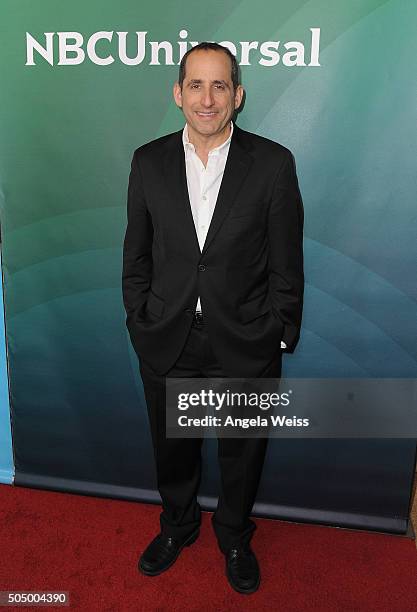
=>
[182,121,233,312]
[182,122,286,349]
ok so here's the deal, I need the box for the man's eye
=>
[214,84,225,90]
[190,84,200,89]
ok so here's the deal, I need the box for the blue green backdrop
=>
[0,0,416,531]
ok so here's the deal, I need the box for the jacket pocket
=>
[228,211,256,220]
[239,292,271,323]
[146,290,165,319]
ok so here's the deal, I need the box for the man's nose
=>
[200,87,215,107]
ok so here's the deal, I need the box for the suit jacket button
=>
[185,309,192,315]
[198,264,206,271]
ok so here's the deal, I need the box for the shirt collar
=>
[182,121,234,157]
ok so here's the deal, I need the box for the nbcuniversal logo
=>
[25,28,321,67]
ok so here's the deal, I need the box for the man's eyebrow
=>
[187,78,230,87]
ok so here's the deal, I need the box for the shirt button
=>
[198,264,206,272]
[202,195,207,201]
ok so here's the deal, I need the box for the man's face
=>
[173,49,243,140]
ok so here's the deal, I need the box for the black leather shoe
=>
[138,528,199,576]
[225,546,260,594]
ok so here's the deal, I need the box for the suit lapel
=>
[162,125,253,258]
[202,125,253,256]
[162,131,201,258]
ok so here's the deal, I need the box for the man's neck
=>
[186,122,232,166]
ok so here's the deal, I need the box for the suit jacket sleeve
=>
[122,151,153,321]
[268,150,304,353]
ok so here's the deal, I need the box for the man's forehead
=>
[184,50,233,79]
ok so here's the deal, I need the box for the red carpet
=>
[0,484,416,611]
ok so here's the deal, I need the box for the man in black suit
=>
[122,42,304,594]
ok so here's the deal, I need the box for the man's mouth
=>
[195,111,217,117]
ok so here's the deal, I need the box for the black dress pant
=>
[138,317,282,554]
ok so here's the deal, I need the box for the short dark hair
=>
[178,42,240,91]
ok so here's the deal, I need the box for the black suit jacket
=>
[122,123,304,376]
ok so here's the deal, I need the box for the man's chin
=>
[189,120,229,137]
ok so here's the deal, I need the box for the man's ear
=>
[234,84,244,111]
[173,82,182,108]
